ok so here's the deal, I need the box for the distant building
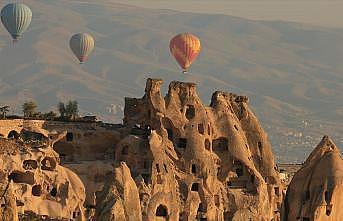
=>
[81,116,97,122]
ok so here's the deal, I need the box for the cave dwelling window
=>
[32,185,42,196]
[191,164,197,174]
[198,123,205,134]
[177,138,187,149]
[66,132,73,142]
[166,128,173,140]
[212,137,228,152]
[156,204,168,217]
[191,183,199,192]
[185,105,195,120]
[204,139,211,151]
[156,164,161,173]
[235,168,243,177]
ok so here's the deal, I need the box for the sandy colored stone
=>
[4,79,340,221]
[0,130,86,220]
[98,78,284,221]
[282,136,343,221]
[96,162,142,221]
[0,181,19,221]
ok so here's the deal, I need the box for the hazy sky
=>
[112,0,343,28]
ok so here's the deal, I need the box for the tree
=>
[60,100,79,121]
[66,100,79,120]
[58,102,66,119]
[0,105,10,119]
[22,101,37,118]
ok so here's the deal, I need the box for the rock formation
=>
[282,136,343,221]
[95,162,142,221]
[96,78,284,221]
[0,128,86,220]
[0,79,290,221]
[0,181,18,221]
[0,119,121,211]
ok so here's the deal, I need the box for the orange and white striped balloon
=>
[169,33,201,72]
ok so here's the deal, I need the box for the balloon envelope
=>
[69,33,95,63]
[1,3,32,40]
[169,33,201,72]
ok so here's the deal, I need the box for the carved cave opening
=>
[32,185,42,196]
[162,118,175,141]
[235,168,243,177]
[325,191,330,204]
[156,204,168,217]
[198,123,205,134]
[41,157,57,171]
[185,105,195,120]
[191,164,197,174]
[23,160,38,170]
[212,137,228,152]
[204,139,211,151]
[50,187,57,197]
[214,195,220,207]
[177,138,187,149]
[167,128,173,141]
[73,211,81,218]
[8,171,34,185]
[66,132,74,142]
[7,130,19,139]
[191,183,199,192]
[326,204,332,216]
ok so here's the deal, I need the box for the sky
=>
[112,0,343,28]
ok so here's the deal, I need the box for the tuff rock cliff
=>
[0,128,86,221]
[282,136,343,221]
[96,79,284,221]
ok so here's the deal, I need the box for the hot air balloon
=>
[169,33,201,73]
[1,3,32,41]
[69,33,95,64]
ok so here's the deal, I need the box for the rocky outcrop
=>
[0,181,18,221]
[2,78,319,221]
[282,136,343,221]
[0,130,86,220]
[96,162,142,221]
[100,78,284,221]
[0,119,121,209]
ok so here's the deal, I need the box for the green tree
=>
[0,105,10,119]
[65,100,79,120]
[22,101,37,118]
[58,102,66,119]
[60,100,79,121]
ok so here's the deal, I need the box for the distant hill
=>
[0,0,342,162]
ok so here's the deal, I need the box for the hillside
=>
[0,0,342,162]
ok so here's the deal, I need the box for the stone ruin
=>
[0,78,341,221]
